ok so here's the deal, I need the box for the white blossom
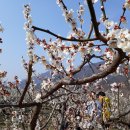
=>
[110,82,117,87]
[124,0,130,10]
[103,20,115,29]
[107,29,120,39]
[26,31,36,44]
[92,0,98,3]
[34,93,41,102]
[78,5,84,15]
[0,24,4,32]
[107,28,130,52]
[93,46,101,52]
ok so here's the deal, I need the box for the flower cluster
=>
[0,81,10,96]
[23,4,36,58]
[34,93,42,102]
[77,4,85,25]
[56,0,86,38]
[21,57,30,71]
[110,82,126,92]
[0,71,7,78]
[103,20,115,30]
[56,0,77,30]
[41,79,51,90]
[107,28,130,53]
[11,109,26,129]
[35,37,98,78]
[124,0,130,10]
[7,76,20,89]
[120,16,127,24]
[110,82,119,92]
[100,9,130,53]
[0,24,4,52]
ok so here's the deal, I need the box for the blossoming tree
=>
[0,0,130,130]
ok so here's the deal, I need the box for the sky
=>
[0,0,130,81]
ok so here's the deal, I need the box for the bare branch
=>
[72,54,103,76]
[0,102,40,108]
[30,104,42,130]
[119,7,126,27]
[19,62,33,106]
[87,60,95,74]
[72,49,125,84]
[86,0,107,43]
[72,55,89,75]
[40,103,57,130]
[61,63,68,76]
[87,23,94,39]
[41,82,63,99]
[32,26,98,42]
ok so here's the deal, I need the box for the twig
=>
[40,103,57,130]
[87,23,94,39]
[119,7,126,27]
[100,0,109,33]
[86,0,107,43]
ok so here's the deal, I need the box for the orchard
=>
[0,0,130,130]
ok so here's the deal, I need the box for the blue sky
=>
[0,0,129,81]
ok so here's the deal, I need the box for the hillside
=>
[19,61,130,91]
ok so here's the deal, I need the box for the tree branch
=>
[41,82,63,100]
[72,54,103,76]
[86,0,107,43]
[87,22,94,39]
[30,104,42,130]
[0,102,40,108]
[40,48,125,100]
[119,7,126,27]
[40,103,57,130]
[72,49,125,84]
[72,55,90,75]
[100,0,109,33]
[19,62,33,106]
[32,26,98,42]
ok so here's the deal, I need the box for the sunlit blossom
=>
[34,93,41,102]
[103,20,115,29]
[92,0,98,4]
[124,0,130,10]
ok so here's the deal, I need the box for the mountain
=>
[19,61,130,91]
